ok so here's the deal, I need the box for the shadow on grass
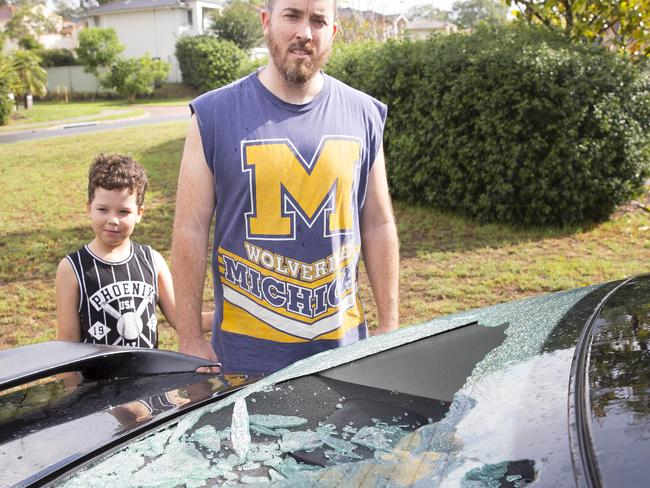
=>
[0,137,190,285]
[395,201,593,258]
[0,204,177,284]
[138,137,185,205]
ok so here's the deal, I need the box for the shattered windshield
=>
[57,284,604,488]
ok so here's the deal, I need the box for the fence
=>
[45,66,106,94]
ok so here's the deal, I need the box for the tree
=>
[209,0,263,50]
[100,54,170,102]
[76,27,124,74]
[0,54,18,124]
[335,8,395,43]
[405,4,451,21]
[451,0,508,28]
[10,50,47,108]
[507,0,650,60]
[4,1,56,50]
[54,0,132,17]
[175,35,245,92]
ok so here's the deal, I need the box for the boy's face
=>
[87,187,144,249]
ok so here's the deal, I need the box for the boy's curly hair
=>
[88,154,148,206]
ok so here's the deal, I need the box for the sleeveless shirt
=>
[190,72,387,374]
[66,242,159,348]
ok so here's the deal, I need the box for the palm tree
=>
[0,54,19,125]
[11,50,47,109]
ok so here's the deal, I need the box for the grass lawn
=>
[0,122,648,351]
[0,99,190,133]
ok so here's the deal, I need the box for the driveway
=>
[0,105,191,144]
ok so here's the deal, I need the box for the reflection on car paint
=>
[587,276,650,486]
[57,285,597,487]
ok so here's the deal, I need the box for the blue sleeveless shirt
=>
[190,72,387,374]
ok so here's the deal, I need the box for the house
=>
[403,19,458,40]
[336,8,458,42]
[337,7,407,41]
[0,4,81,54]
[83,0,225,82]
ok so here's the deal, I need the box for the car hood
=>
[52,275,649,487]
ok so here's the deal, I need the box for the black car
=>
[1,274,648,487]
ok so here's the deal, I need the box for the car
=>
[1,273,648,487]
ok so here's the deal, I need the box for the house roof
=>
[405,18,455,30]
[0,5,15,21]
[338,7,404,24]
[84,0,189,16]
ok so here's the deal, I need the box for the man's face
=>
[262,0,337,85]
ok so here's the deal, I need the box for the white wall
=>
[45,66,104,93]
[97,9,189,82]
[40,33,77,50]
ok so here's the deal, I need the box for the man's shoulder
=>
[325,73,387,118]
[190,73,254,111]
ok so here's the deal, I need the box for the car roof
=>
[0,344,256,487]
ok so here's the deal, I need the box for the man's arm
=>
[171,115,219,364]
[153,249,213,333]
[55,258,81,341]
[360,145,399,335]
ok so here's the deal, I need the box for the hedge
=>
[0,92,12,125]
[175,36,245,93]
[38,48,77,67]
[326,25,650,227]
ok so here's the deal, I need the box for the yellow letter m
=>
[243,137,362,239]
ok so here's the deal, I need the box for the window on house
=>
[187,9,193,26]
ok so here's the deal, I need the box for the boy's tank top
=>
[66,242,159,348]
[191,72,387,374]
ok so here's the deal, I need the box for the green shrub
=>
[0,88,13,125]
[327,25,650,227]
[77,28,124,75]
[101,54,171,102]
[0,55,16,125]
[236,55,267,79]
[38,48,77,67]
[175,35,245,93]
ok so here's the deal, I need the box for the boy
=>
[56,154,210,347]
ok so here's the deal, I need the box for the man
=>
[171,0,399,375]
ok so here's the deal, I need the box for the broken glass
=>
[230,398,251,461]
[279,430,324,452]
[57,285,596,487]
[249,414,308,429]
[190,425,221,453]
[351,423,409,452]
[462,461,508,487]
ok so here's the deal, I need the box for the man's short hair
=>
[88,154,148,206]
[266,0,337,13]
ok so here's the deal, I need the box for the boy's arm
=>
[55,258,81,342]
[154,250,213,333]
[153,250,176,330]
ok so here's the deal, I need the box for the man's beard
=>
[265,30,332,85]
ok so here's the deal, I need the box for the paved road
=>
[0,106,190,144]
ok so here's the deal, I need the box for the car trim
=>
[0,342,220,390]
[568,275,642,488]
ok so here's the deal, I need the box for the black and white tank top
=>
[66,242,159,348]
